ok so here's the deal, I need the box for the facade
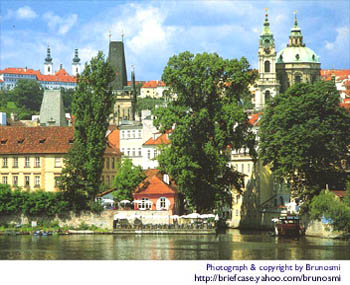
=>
[0,126,120,191]
[255,11,321,109]
[321,69,350,101]
[39,90,67,126]
[119,122,144,166]
[140,80,167,99]
[142,132,171,169]
[133,169,182,215]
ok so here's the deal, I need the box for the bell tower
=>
[72,48,81,76]
[255,9,279,110]
[44,46,53,75]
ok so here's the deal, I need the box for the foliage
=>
[0,184,69,217]
[59,51,115,205]
[113,158,146,201]
[153,51,257,213]
[0,90,32,120]
[259,81,350,206]
[12,79,44,114]
[60,87,75,113]
[136,97,165,113]
[89,201,105,214]
[309,189,350,235]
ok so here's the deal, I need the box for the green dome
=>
[276,46,320,64]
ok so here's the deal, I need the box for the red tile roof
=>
[134,169,177,196]
[321,69,350,81]
[143,133,170,146]
[0,67,76,83]
[0,126,119,154]
[142,80,165,88]
[107,127,120,150]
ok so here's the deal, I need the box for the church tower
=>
[72,48,81,76]
[255,9,280,110]
[44,46,53,75]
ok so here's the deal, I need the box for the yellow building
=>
[0,126,120,191]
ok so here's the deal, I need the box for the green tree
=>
[60,87,75,113]
[136,97,165,113]
[112,158,146,201]
[310,189,350,235]
[12,79,43,113]
[259,81,350,206]
[153,51,257,213]
[59,51,115,208]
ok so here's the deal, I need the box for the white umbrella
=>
[201,214,215,219]
[120,200,130,204]
[185,213,201,219]
[101,198,114,204]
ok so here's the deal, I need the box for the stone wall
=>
[0,210,174,230]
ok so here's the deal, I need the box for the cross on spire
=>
[294,10,298,26]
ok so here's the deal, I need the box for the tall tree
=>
[60,51,115,207]
[259,81,350,206]
[153,51,257,213]
[12,79,43,112]
[112,158,146,202]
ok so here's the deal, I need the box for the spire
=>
[45,46,52,63]
[131,65,136,121]
[259,8,275,48]
[261,8,272,35]
[72,48,80,63]
[288,11,304,47]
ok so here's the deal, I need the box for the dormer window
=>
[17,139,24,144]
[69,139,74,144]
[39,139,46,144]
[295,54,300,60]
[1,140,7,145]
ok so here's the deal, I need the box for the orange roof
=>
[142,80,165,88]
[143,133,170,146]
[134,169,177,196]
[107,127,120,150]
[321,69,350,81]
[0,126,119,155]
[0,67,76,83]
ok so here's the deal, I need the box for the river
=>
[0,229,349,260]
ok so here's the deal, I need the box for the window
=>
[112,158,115,169]
[127,130,130,138]
[106,158,110,169]
[25,157,30,168]
[2,157,8,168]
[138,130,142,138]
[35,157,40,167]
[55,157,61,168]
[160,197,166,208]
[264,61,270,73]
[132,130,135,138]
[147,150,151,159]
[121,131,125,139]
[35,176,40,187]
[139,198,151,210]
[127,148,130,156]
[138,148,142,157]
[25,176,30,187]
[295,74,301,83]
[54,177,60,187]
[157,197,169,210]
[13,176,18,186]
[265,90,271,103]
[2,176,8,184]
[13,157,18,168]
[132,148,135,156]
[154,150,157,158]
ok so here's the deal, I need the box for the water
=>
[0,229,349,260]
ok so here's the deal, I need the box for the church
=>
[254,10,321,110]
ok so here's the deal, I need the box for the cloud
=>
[5,6,38,20]
[325,26,350,50]
[43,12,78,35]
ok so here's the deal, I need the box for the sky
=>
[1,0,349,81]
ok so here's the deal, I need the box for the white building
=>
[140,80,167,99]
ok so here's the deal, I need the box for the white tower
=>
[255,9,280,110]
[72,48,81,76]
[44,46,53,75]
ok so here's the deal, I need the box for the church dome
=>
[276,46,320,64]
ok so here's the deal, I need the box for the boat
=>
[272,210,304,237]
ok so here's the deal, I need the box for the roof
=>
[276,46,320,64]
[331,190,347,198]
[248,112,262,126]
[134,169,177,196]
[0,126,119,155]
[143,133,170,146]
[107,127,120,150]
[0,67,76,83]
[340,98,350,109]
[142,80,166,88]
[321,70,350,81]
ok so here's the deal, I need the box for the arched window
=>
[48,66,50,72]
[295,74,302,83]
[265,90,271,103]
[264,61,270,73]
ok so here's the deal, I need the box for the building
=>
[0,47,79,90]
[133,169,182,215]
[255,10,321,109]
[39,90,67,126]
[321,69,350,101]
[108,41,137,125]
[0,126,120,191]
[143,132,171,169]
[140,80,167,99]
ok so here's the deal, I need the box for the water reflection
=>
[0,230,349,260]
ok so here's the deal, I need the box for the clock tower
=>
[255,9,279,109]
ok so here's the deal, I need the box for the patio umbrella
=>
[120,200,130,204]
[185,213,201,219]
[101,198,114,204]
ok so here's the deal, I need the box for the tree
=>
[59,51,115,207]
[12,79,43,113]
[153,51,257,213]
[60,87,75,113]
[259,81,350,206]
[112,158,146,201]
